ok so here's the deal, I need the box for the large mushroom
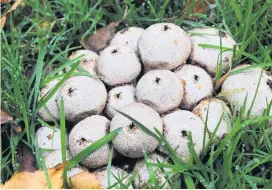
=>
[189,27,237,75]
[221,64,272,121]
[97,45,141,86]
[136,70,183,113]
[138,23,191,70]
[175,64,214,110]
[110,103,163,158]
[58,76,107,122]
[159,110,209,162]
[69,115,112,169]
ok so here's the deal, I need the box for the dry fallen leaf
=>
[182,0,215,20]
[1,110,13,124]
[69,171,100,189]
[80,7,128,52]
[1,164,65,189]
[0,0,23,28]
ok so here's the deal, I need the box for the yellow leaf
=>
[1,0,23,28]
[1,164,65,189]
[69,171,100,189]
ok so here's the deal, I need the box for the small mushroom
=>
[189,27,237,75]
[110,27,144,55]
[138,23,191,70]
[136,70,183,113]
[221,64,272,120]
[133,153,171,189]
[110,103,163,158]
[36,126,67,151]
[44,150,86,178]
[94,166,132,189]
[38,79,60,122]
[66,50,99,75]
[69,115,112,168]
[58,76,107,122]
[175,64,214,110]
[105,85,137,119]
[97,45,141,86]
[159,110,209,162]
[193,98,232,138]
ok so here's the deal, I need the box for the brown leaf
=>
[0,164,65,189]
[215,72,230,90]
[0,0,11,3]
[16,143,37,172]
[69,171,100,189]
[0,0,23,28]
[80,7,128,52]
[1,110,13,124]
[182,0,215,20]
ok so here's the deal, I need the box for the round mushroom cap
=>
[221,64,272,120]
[58,76,107,122]
[36,126,66,150]
[44,150,86,178]
[69,115,112,168]
[106,85,137,119]
[136,70,183,113]
[110,27,144,55]
[189,27,236,75]
[38,79,60,122]
[193,98,231,138]
[175,64,214,110]
[67,50,99,75]
[94,166,132,189]
[138,23,191,70]
[110,103,163,158]
[160,110,208,162]
[133,153,171,189]
[97,45,141,86]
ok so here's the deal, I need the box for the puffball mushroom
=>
[69,115,112,168]
[67,50,99,75]
[94,166,132,189]
[105,85,137,119]
[110,103,163,158]
[133,153,171,189]
[189,27,236,75]
[110,27,144,55]
[97,45,141,86]
[193,98,231,138]
[58,76,107,122]
[138,23,191,70]
[160,110,208,162]
[136,70,183,113]
[175,64,214,110]
[38,79,60,122]
[44,150,86,178]
[221,64,272,120]
[36,126,65,151]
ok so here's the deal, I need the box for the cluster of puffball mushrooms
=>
[37,23,272,188]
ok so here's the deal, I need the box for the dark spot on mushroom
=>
[224,57,229,63]
[129,123,136,130]
[125,41,129,44]
[77,138,88,145]
[218,31,226,38]
[267,79,272,90]
[68,87,75,95]
[194,75,199,81]
[120,28,129,34]
[163,25,170,31]
[181,130,187,137]
[155,77,161,84]
[47,134,52,140]
[115,92,122,99]
[112,49,118,53]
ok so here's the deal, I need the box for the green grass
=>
[1,0,272,188]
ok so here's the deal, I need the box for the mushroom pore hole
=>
[218,30,226,37]
[267,79,272,90]
[129,123,136,130]
[155,77,161,84]
[112,49,118,53]
[77,137,89,145]
[163,25,170,31]
[194,75,199,81]
[115,92,122,99]
[181,130,187,137]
